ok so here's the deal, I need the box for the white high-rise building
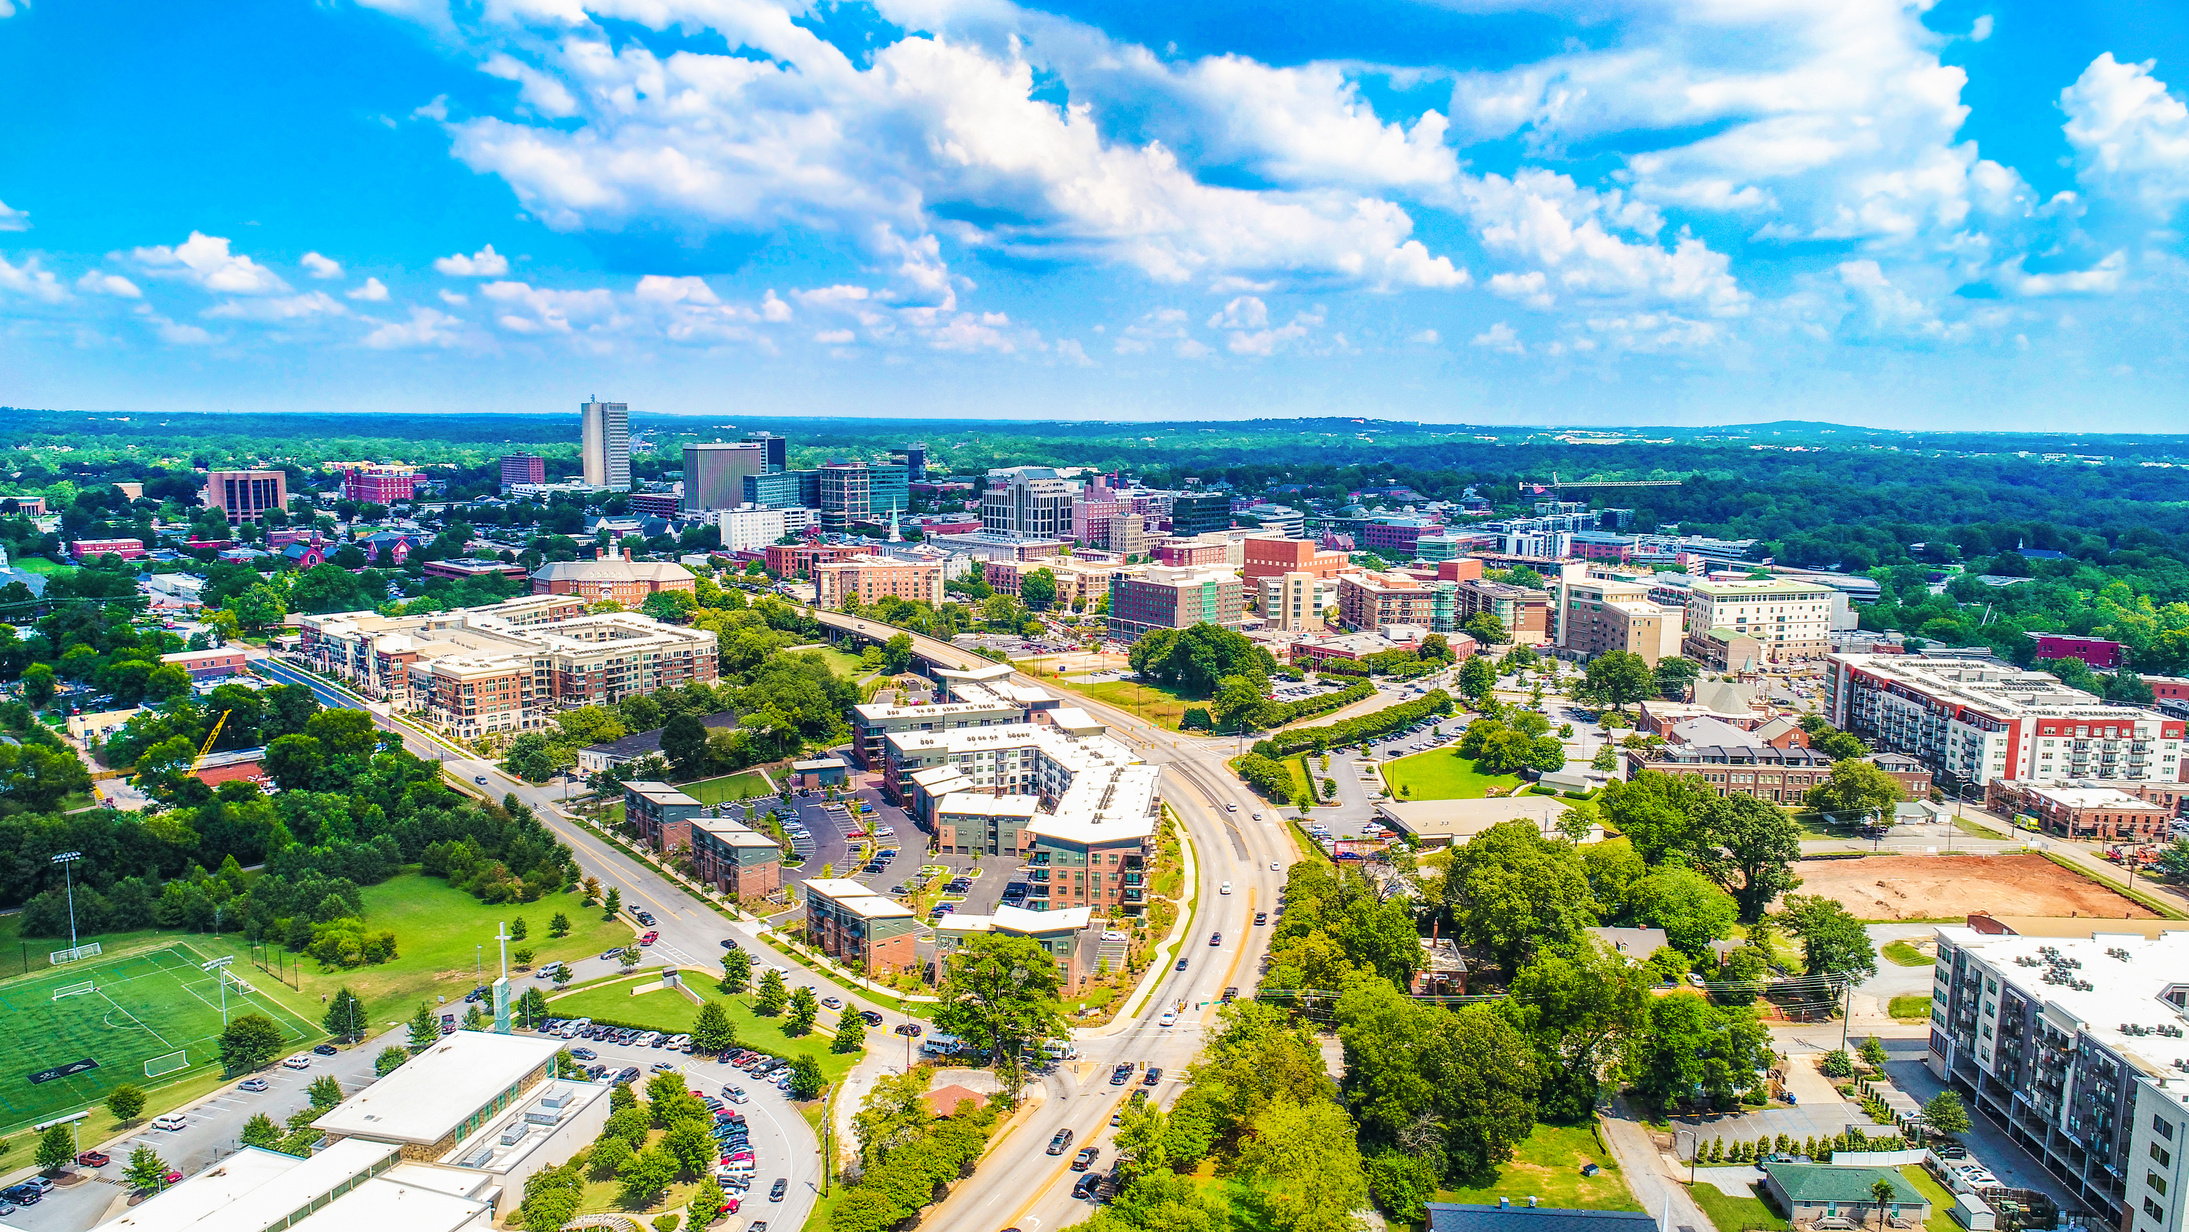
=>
[580,398,630,489]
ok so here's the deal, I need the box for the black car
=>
[1071,1146,1099,1171]
[1143,1067,1163,1085]
[2,1185,40,1207]
[313,1043,339,1056]
[1047,1128,1076,1155]
[858,1010,884,1027]
[769,1178,788,1202]
[1072,1172,1101,1200]
[720,938,741,950]
[1108,1063,1132,1086]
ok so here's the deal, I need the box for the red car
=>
[639,931,659,946]
[76,1151,110,1168]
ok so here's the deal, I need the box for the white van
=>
[1219,882,1232,895]
[152,1114,188,1132]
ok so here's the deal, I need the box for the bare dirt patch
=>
[1789,854,2156,921]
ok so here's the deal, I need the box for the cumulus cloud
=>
[346,277,390,302]
[1463,171,1746,315]
[0,253,65,302]
[362,307,465,349]
[76,271,142,298]
[129,231,290,294]
[1470,322,1524,354]
[205,290,349,322]
[433,244,510,276]
[0,199,27,231]
[2062,54,2189,221]
[1998,251,2128,297]
[300,251,344,279]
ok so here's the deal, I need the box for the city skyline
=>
[4,1,2189,427]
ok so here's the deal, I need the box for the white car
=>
[1158,1010,1178,1027]
[1219,882,1232,895]
[282,1054,311,1070]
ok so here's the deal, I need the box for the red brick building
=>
[530,552,697,605]
[339,466,427,505]
[70,538,145,561]
[765,543,861,576]
[1241,536,1349,582]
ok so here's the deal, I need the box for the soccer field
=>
[0,943,319,1132]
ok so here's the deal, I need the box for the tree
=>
[105,1084,148,1124]
[1871,1177,1900,1229]
[241,1112,283,1148]
[513,945,536,967]
[1212,673,1265,733]
[1652,656,1700,700]
[1502,940,1652,1122]
[1338,982,1541,1187]
[688,1176,727,1227]
[603,886,622,919]
[1806,759,1908,820]
[1019,568,1059,611]
[1461,611,1509,646]
[1696,793,1804,921]
[509,916,528,941]
[1444,821,1599,969]
[228,583,288,633]
[786,985,820,1034]
[692,1001,737,1054]
[36,1123,74,1171]
[934,934,1067,1091]
[219,1013,286,1073]
[1578,651,1654,712]
[307,1075,344,1108]
[323,987,367,1041]
[124,1146,171,1193]
[788,1053,825,1100]
[463,1004,489,1031]
[1127,622,1277,698]
[407,1002,440,1054]
[618,946,641,972]
[549,911,571,938]
[661,712,709,775]
[880,633,915,674]
[1625,866,1739,956]
[1236,1096,1370,1232]
[1457,656,1499,705]
[1625,993,1774,1111]
[375,1046,408,1076]
[1781,894,1879,983]
[755,967,788,1015]
[517,986,554,1029]
[833,1008,867,1054]
[617,1145,679,1207]
[720,947,753,993]
[663,1118,718,1178]
[1924,1089,1971,1137]
[20,662,56,708]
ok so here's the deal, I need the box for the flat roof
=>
[994,904,1092,933]
[622,780,701,807]
[1376,795,1566,838]
[285,1177,488,1232]
[96,1140,399,1232]
[935,792,1042,817]
[312,1031,563,1145]
[803,879,916,919]
[695,819,779,848]
[1935,927,2189,1080]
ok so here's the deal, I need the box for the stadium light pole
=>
[51,852,83,957]
[201,956,235,1025]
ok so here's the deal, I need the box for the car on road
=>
[1072,1172,1102,1200]
[239,1077,270,1092]
[1221,987,1239,1002]
[474,775,488,785]
[76,1151,110,1168]
[893,1022,922,1037]
[720,937,741,949]
[722,1087,747,1103]
[769,1178,788,1202]
[1269,862,1280,871]
[1218,881,1231,895]
[1143,1067,1163,1086]
[1209,932,1222,946]
[600,948,624,960]
[282,1054,311,1069]
[1254,911,1268,925]
[313,1043,339,1055]
[1071,1146,1100,1171]
[1224,802,1237,812]
[858,1010,883,1026]
[1174,957,1187,971]
[1109,1064,1132,1086]
[821,996,842,1009]
[634,910,656,925]
[1048,1128,1077,1154]
[640,931,660,945]
[1158,1009,1178,1027]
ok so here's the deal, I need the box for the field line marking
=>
[97,988,176,1049]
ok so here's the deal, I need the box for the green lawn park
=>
[1436,1123,1642,1210]
[1380,749,1525,800]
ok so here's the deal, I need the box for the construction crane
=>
[1520,471,1685,494]
[190,710,232,778]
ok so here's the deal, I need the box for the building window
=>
[2158,1116,2178,1141]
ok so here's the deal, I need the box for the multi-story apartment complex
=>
[1360,517,1438,558]
[204,469,287,524]
[984,557,1124,609]
[1241,536,1349,582]
[803,878,922,975]
[934,905,1096,992]
[1337,570,1433,632]
[850,697,1025,769]
[339,465,426,505]
[1108,563,1243,639]
[1107,511,1149,557]
[682,442,767,513]
[1683,578,1833,663]
[1263,571,1338,632]
[1982,780,2178,841]
[1454,578,1553,644]
[1070,476,1126,547]
[982,466,1079,540]
[530,552,697,604]
[814,554,944,608]
[1167,490,1230,537]
[1556,574,1684,664]
[579,398,630,489]
[499,453,546,490]
[622,781,781,898]
[764,542,860,576]
[295,595,718,738]
[1825,653,2187,788]
[1625,744,1931,806]
[1928,926,2189,1232]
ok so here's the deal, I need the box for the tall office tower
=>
[203,470,288,524]
[868,462,910,519]
[743,432,789,474]
[981,466,1078,539]
[818,462,872,532]
[500,453,546,491]
[745,469,822,508]
[580,398,630,489]
[682,442,767,514]
[890,443,927,482]
[1167,490,1231,537]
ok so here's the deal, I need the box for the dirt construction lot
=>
[1793,854,2157,921]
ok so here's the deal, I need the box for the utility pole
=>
[51,852,84,957]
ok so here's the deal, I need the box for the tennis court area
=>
[0,942,318,1131]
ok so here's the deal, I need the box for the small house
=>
[1760,1163,1929,1229]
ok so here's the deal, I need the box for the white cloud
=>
[1204,294,1321,355]
[128,231,290,294]
[1463,170,1747,314]
[1470,322,1523,354]
[0,199,27,231]
[362,306,465,349]
[347,277,391,302]
[433,244,510,276]
[205,290,350,322]
[300,251,344,279]
[481,279,616,334]
[1969,15,1993,42]
[1487,270,1553,310]
[0,254,65,302]
[1408,328,1439,345]
[1835,259,1958,339]
[1999,251,2128,297]
[1054,338,1094,366]
[151,317,217,346]
[813,328,856,344]
[440,290,470,306]
[2062,54,2189,220]
[76,271,142,298]
[0,2,18,18]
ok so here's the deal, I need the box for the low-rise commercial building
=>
[985,557,1124,609]
[340,465,428,505]
[1625,745,1930,807]
[71,537,146,560]
[1337,570,1432,632]
[159,646,255,679]
[1982,780,2177,841]
[803,877,921,975]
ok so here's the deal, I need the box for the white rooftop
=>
[313,1031,564,1145]
[94,1140,399,1232]
[1938,927,2189,1083]
[284,1176,487,1232]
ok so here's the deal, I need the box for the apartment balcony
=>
[1024,853,1051,866]
[1028,870,1051,884]
[1121,873,1144,887]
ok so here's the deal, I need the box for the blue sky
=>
[4,0,2189,428]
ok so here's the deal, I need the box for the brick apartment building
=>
[1337,570,1432,631]
[529,552,697,605]
[1555,575,1684,664]
[1453,578,1552,644]
[2025,631,2126,670]
[802,878,921,976]
[933,905,1096,993]
[764,542,860,576]
[814,555,944,608]
[1982,780,2178,841]
[621,781,782,898]
[1241,536,1349,582]
[1107,564,1242,638]
[1626,744,1931,807]
[205,469,288,524]
[70,537,145,561]
[499,453,546,490]
[339,466,428,505]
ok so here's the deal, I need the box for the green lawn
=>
[548,970,862,1085]
[1890,995,1933,1022]
[10,556,74,575]
[1899,1164,1964,1232]
[1882,941,1933,967]
[1381,750,1524,801]
[681,770,780,805]
[1690,1181,1790,1232]
[1016,666,1197,731]
[1436,1123,1642,1211]
[1951,818,2006,840]
[279,873,635,1026]
[787,644,870,679]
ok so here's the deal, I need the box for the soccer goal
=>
[51,980,96,1001]
[49,942,103,965]
[144,1050,189,1078]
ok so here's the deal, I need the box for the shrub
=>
[1252,690,1456,759]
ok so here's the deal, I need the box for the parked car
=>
[312,1043,339,1055]
[282,1054,311,1070]
[75,1151,110,1168]
[239,1077,270,1092]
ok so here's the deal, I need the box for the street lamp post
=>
[51,852,84,957]
[820,1093,833,1196]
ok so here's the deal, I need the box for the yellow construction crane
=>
[191,710,232,778]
